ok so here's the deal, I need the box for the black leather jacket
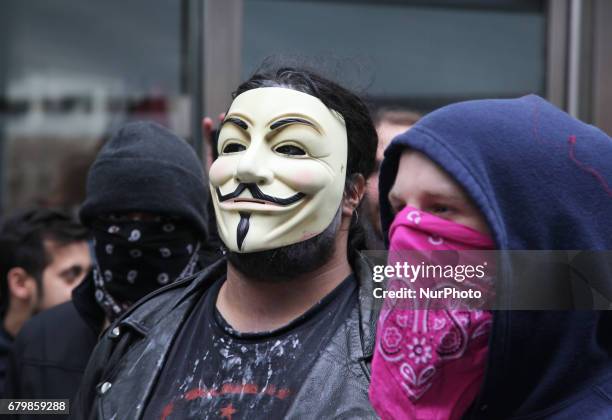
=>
[70,254,380,419]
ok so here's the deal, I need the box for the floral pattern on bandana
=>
[370,206,495,420]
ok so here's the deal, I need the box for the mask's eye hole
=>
[222,142,246,154]
[275,144,306,156]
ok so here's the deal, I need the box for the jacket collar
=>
[72,272,105,334]
[353,252,377,359]
[116,258,226,336]
[115,253,376,355]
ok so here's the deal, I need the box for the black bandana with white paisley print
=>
[91,217,200,321]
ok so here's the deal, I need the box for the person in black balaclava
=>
[4,121,220,414]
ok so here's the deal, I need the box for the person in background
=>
[364,108,420,249]
[4,121,219,414]
[0,208,91,395]
[371,95,612,419]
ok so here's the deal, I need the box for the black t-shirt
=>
[143,274,358,420]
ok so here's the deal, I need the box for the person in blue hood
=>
[372,94,612,419]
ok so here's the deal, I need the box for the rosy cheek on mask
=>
[274,162,333,195]
[209,157,236,186]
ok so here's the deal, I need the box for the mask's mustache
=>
[216,183,305,206]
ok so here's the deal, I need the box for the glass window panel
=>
[242,0,546,107]
[0,0,189,215]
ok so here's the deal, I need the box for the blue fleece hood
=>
[378,95,612,418]
[380,94,612,250]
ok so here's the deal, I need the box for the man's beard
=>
[226,208,342,282]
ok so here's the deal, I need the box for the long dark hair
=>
[234,64,378,261]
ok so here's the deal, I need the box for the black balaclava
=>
[80,121,210,321]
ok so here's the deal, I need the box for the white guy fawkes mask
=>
[209,87,348,253]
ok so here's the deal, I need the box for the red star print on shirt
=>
[220,402,237,420]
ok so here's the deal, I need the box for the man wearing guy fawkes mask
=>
[72,67,379,420]
[5,121,216,409]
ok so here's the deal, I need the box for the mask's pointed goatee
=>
[237,212,251,251]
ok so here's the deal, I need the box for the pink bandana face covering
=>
[370,206,495,420]
[388,207,495,252]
